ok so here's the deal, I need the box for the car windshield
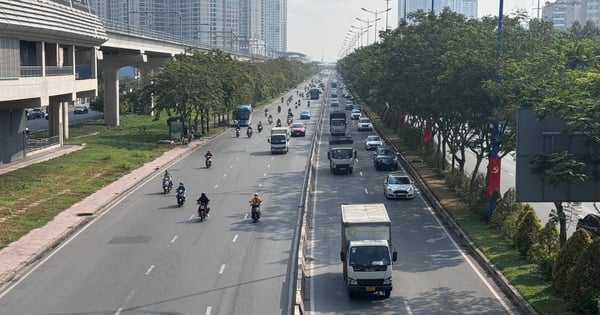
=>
[389,176,410,185]
[349,246,390,267]
[359,119,370,123]
[377,148,392,155]
[331,120,345,127]
[367,136,380,142]
[301,111,309,115]
[291,124,304,129]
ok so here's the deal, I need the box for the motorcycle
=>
[235,127,240,138]
[176,190,185,207]
[162,179,172,194]
[197,202,210,222]
[247,128,253,138]
[268,117,273,125]
[287,116,293,125]
[276,120,282,127]
[205,156,212,168]
[251,205,261,223]
[257,124,263,133]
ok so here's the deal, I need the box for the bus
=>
[309,88,320,100]
[233,104,252,126]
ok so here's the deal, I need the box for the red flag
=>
[423,120,432,143]
[397,113,404,126]
[487,157,501,197]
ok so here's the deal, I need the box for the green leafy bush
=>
[553,229,591,296]
[566,237,600,313]
[515,209,542,256]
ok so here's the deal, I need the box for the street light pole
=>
[356,17,378,45]
[361,7,390,42]
[384,0,391,30]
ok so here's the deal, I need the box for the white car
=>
[350,109,361,120]
[384,172,415,199]
[365,135,383,150]
[357,117,373,131]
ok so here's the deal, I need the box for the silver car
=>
[364,135,383,150]
[384,172,415,199]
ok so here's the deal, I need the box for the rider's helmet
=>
[201,192,206,196]
[254,193,259,197]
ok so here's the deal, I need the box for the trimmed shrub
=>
[553,229,592,296]
[515,208,542,256]
[567,237,600,314]
[528,221,560,277]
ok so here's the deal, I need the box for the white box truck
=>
[268,127,290,154]
[340,204,397,299]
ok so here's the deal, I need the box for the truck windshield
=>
[349,246,390,267]
[271,135,286,144]
[331,149,352,159]
[331,120,345,127]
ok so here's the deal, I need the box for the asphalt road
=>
[0,89,317,314]
[307,100,518,314]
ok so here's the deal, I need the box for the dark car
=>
[74,105,89,114]
[27,108,44,120]
[576,214,600,238]
[374,146,398,171]
[290,122,306,137]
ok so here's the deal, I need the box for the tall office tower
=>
[583,0,600,24]
[542,0,583,30]
[398,0,477,22]
[263,0,286,57]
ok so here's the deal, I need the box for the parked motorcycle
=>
[162,179,172,194]
[176,190,185,207]
[197,202,210,222]
[251,205,261,223]
[205,156,212,168]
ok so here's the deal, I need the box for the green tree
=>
[515,208,542,256]
[553,228,592,296]
[567,237,600,313]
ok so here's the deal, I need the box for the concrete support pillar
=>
[103,62,119,127]
[61,101,69,140]
[0,109,27,163]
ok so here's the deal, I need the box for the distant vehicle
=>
[27,108,44,120]
[345,101,354,110]
[327,136,356,174]
[233,104,253,126]
[290,122,307,137]
[365,135,383,150]
[576,214,600,238]
[331,81,338,89]
[268,126,290,154]
[329,111,347,136]
[357,117,373,131]
[350,109,361,120]
[383,172,415,199]
[309,88,320,100]
[374,146,398,171]
[300,110,311,120]
[73,105,89,114]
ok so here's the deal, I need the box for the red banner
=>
[423,120,433,143]
[487,157,501,197]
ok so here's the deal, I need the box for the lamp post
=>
[384,0,391,30]
[355,17,379,45]
[361,7,391,42]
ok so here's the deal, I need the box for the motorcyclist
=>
[205,150,213,159]
[197,192,210,216]
[162,170,173,188]
[249,193,263,210]
[277,105,281,114]
[257,121,263,132]
[276,118,282,127]
[176,183,186,202]
[287,108,293,118]
[247,125,253,137]
[307,100,310,107]
[268,114,273,124]
[264,108,269,117]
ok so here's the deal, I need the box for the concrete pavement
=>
[0,141,205,288]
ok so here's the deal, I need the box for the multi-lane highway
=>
[306,95,518,314]
[0,90,319,314]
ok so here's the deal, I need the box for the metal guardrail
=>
[26,136,60,153]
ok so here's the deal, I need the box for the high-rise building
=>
[89,0,268,54]
[542,0,583,30]
[398,0,477,22]
[264,0,286,56]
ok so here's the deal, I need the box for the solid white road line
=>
[170,235,178,244]
[219,264,226,274]
[232,234,238,242]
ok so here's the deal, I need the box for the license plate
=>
[339,168,346,171]
[365,286,376,292]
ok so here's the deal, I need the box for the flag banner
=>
[423,120,433,143]
[487,157,501,197]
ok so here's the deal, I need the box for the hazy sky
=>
[287,0,538,62]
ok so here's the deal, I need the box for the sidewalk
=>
[0,141,204,287]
